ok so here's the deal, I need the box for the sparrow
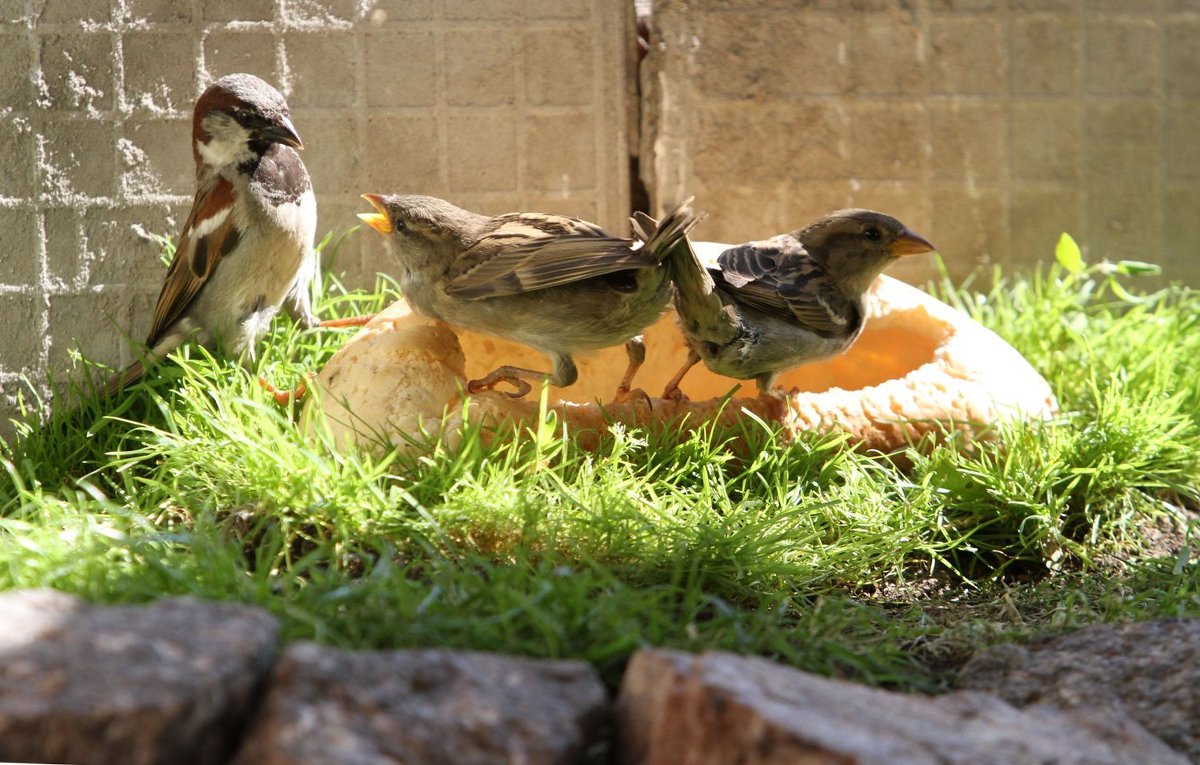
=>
[647,208,936,399]
[357,194,701,399]
[100,73,319,398]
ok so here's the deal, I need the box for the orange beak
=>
[357,194,392,235]
[891,228,936,257]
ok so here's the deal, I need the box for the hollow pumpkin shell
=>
[303,271,1057,455]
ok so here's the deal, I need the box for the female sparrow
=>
[101,73,319,397]
[650,208,936,399]
[358,194,700,399]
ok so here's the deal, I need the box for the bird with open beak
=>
[642,208,936,399]
[358,194,700,400]
[101,73,319,399]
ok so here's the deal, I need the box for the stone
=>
[0,589,280,765]
[618,648,1189,765]
[958,618,1200,762]
[231,642,608,765]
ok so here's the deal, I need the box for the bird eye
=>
[864,227,882,241]
[393,218,407,232]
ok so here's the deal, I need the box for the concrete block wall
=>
[0,0,634,426]
[640,0,1200,286]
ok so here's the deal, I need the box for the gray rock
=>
[958,618,1200,761]
[0,589,279,765]
[231,642,609,765]
[617,648,1188,765]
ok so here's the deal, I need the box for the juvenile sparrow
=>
[358,194,700,399]
[649,208,936,399]
[100,73,319,398]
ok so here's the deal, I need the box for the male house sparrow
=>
[358,194,700,399]
[645,208,935,399]
[101,73,318,398]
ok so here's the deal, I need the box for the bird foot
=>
[658,384,689,404]
[258,375,308,406]
[612,386,653,408]
[467,373,533,399]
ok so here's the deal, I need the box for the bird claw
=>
[319,314,376,329]
[467,375,532,399]
[659,384,689,404]
[258,375,308,406]
[613,386,653,408]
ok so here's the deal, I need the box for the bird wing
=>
[145,177,240,348]
[715,237,854,338]
[445,213,655,299]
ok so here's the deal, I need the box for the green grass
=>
[2,230,1199,692]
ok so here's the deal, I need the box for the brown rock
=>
[0,589,279,765]
[617,648,1188,765]
[958,618,1200,761]
[232,642,608,765]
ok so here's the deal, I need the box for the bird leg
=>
[319,314,377,328]
[257,375,309,406]
[660,349,701,402]
[754,371,786,400]
[466,366,545,399]
[612,336,649,403]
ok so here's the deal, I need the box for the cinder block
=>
[361,0,435,23]
[0,34,33,107]
[848,101,927,180]
[1012,0,1075,9]
[928,18,1004,95]
[38,32,117,112]
[1010,101,1083,181]
[291,113,358,195]
[520,196,598,223]
[48,292,131,373]
[694,12,849,98]
[282,0,358,23]
[524,0,589,19]
[122,31,197,113]
[929,102,1006,181]
[124,0,193,23]
[1165,185,1200,278]
[1086,145,1161,262]
[203,30,278,83]
[693,102,847,183]
[38,0,112,23]
[1090,0,1162,10]
[0,294,42,372]
[1166,19,1200,97]
[523,112,596,192]
[444,1,511,20]
[1167,0,1200,10]
[446,28,516,106]
[447,112,517,192]
[1011,17,1081,95]
[89,202,182,288]
[927,0,1001,10]
[202,0,274,22]
[42,118,118,198]
[364,115,441,191]
[849,16,926,96]
[1086,19,1160,96]
[1165,101,1200,180]
[310,198,363,275]
[1009,184,1086,264]
[43,206,83,289]
[363,31,436,107]
[0,116,35,197]
[929,185,1008,277]
[120,116,194,196]
[524,27,593,106]
[284,32,356,108]
[0,208,39,287]
[1086,100,1160,149]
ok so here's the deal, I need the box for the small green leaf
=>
[1114,260,1162,276]
[1055,233,1084,275]
[1107,277,1144,303]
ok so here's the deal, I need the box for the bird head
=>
[358,193,485,270]
[796,209,935,296]
[192,73,303,171]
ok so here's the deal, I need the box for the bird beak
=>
[258,114,304,150]
[358,194,393,235]
[891,229,936,257]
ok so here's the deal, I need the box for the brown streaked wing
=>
[145,177,239,347]
[714,240,853,338]
[446,213,655,299]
